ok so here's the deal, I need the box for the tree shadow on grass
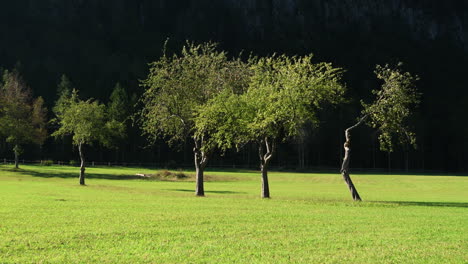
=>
[3,167,142,181]
[375,201,468,208]
[165,188,247,194]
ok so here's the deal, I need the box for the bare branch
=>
[345,114,369,142]
[264,137,275,162]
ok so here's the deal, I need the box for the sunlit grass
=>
[0,164,467,263]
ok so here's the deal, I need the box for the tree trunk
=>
[14,148,19,169]
[341,141,361,201]
[13,144,22,169]
[340,116,367,201]
[195,163,204,196]
[260,163,270,198]
[78,143,86,185]
[193,138,208,196]
[258,138,274,198]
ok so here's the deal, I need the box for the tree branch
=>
[258,140,264,163]
[345,114,368,142]
[169,114,186,126]
[264,137,274,162]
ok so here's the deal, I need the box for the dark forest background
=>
[1,0,468,172]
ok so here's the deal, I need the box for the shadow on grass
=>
[375,201,468,208]
[165,188,247,194]
[1,167,141,181]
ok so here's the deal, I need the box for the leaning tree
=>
[197,54,346,198]
[140,42,249,196]
[0,70,47,168]
[340,63,420,201]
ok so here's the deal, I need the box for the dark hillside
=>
[1,0,467,171]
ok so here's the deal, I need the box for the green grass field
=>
[0,164,467,263]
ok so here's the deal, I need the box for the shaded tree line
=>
[0,1,466,172]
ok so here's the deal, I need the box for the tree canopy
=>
[341,63,420,201]
[363,63,420,152]
[52,89,124,184]
[0,70,47,168]
[196,54,346,197]
[139,42,250,196]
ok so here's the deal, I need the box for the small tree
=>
[197,55,346,198]
[52,89,122,185]
[53,74,73,116]
[108,82,130,123]
[106,83,129,156]
[0,70,47,168]
[140,42,247,196]
[340,63,420,201]
[53,74,74,154]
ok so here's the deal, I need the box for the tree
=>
[52,89,122,185]
[106,83,129,160]
[108,82,130,123]
[140,42,247,196]
[52,74,74,154]
[53,74,73,116]
[196,54,346,198]
[107,83,129,141]
[0,70,47,168]
[340,63,420,201]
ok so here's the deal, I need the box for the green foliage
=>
[57,74,73,97]
[139,41,244,149]
[53,74,73,118]
[100,82,129,149]
[0,70,47,153]
[247,55,345,140]
[195,89,250,152]
[53,89,105,146]
[108,82,129,123]
[362,63,420,152]
[12,144,23,157]
[196,54,346,152]
[32,96,48,145]
[52,89,124,148]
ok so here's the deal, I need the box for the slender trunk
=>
[340,116,367,201]
[14,149,19,169]
[78,143,86,185]
[193,138,208,196]
[258,138,274,198]
[195,162,204,196]
[261,162,270,198]
[13,144,21,169]
[341,142,361,201]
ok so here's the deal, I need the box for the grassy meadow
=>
[0,164,467,263]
